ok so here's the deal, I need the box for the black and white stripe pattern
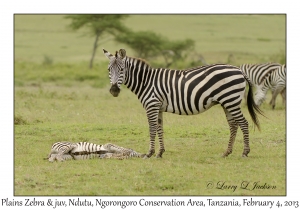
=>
[240,63,281,85]
[46,142,145,162]
[240,63,286,109]
[47,142,107,162]
[255,64,286,109]
[103,48,263,158]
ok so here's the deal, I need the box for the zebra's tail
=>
[245,77,265,131]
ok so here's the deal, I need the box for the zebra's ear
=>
[118,49,126,59]
[103,49,114,60]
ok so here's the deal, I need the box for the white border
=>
[3,1,299,209]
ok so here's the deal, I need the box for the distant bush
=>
[42,55,53,66]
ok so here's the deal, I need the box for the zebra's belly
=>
[162,98,217,115]
[72,154,100,160]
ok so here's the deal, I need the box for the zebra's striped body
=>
[240,63,281,85]
[255,64,286,109]
[103,49,263,158]
[240,63,286,109]
[46,142,145,162]
[47,141,107,162]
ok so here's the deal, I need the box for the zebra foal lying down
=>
[46,141,146,162]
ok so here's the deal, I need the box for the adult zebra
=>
[255,64,286,109]
[240,63,286,109]
[103,49,264,158]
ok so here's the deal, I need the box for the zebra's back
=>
[49,142,77,155]
[240,63,281,85]
[70,142,106,154]
[150,64,246,115]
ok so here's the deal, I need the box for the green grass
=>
[14,62,108,88]
[14,83,286,196]
[14,15,286,196]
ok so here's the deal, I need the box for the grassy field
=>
[14,14,286,196]
[14,84,286,196]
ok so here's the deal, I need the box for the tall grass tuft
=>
[42,55,54,66]
[14,115,27,125]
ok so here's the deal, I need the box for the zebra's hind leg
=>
[48,154,56,162]
[231,111,250,157]
[237,117,250,157]
[222,107,238,157]
[156,111,165,158]
[55,151,66,162]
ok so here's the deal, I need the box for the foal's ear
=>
[103,49,114,60]
[118,49,126,59]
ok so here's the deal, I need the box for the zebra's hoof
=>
[222,151,231,157]
[139,154,147,158]
[242,154,248,158]
[99,154,106,159]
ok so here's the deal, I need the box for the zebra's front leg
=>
[144,108,160,158]
[156,111,165,158]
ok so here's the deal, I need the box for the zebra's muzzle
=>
[110,84,120,97]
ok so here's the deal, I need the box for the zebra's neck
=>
[123,57,163,98]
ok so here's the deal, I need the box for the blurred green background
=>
[14,14,285,65]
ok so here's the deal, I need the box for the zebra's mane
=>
[127,56,193,71]
[127,56,151,66]
[127,57,232,73]
[241,62,281,66]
